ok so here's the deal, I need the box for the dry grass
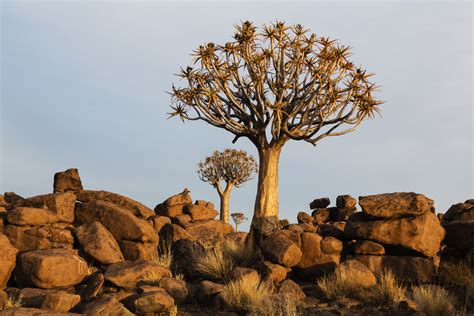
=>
[153,241,173,269]
[369,270,406,305]
[174,272,185,281]
[251,294,300,316]
[222,239,254,265]
[412,285,456,316]
[1,295,22,310]
[194,247,234,280]
[317,264,371,299]
[221,274,272,312]
[439,260,474,291]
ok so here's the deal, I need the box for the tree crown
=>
[170,21,382,148]
[198,149,258,188]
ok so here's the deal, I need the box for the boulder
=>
[149,215,171,233]
[183,204,218,221]
[353,240,385,255]
[278,279,306,300]
[18,193,76,223]
[330,208,356,221]
[442,220,474,250]
[159,277,188,304]
[76,190,154,219]
[195,280,224,305]
[336,260,377,288]
[309,197,330,209]
[0,307,80,315]
[345,211,444,257]
[336,195,357,209]
[195,200,215,209]
[41,292,81,312]
[53,169,83,193]
[5,287,61,308]
[297,211,313,224]
[349,255,439,283]
[258,261,289,283]
[294,232,341,277]
[80,296,133,315]
[312,208,333,224]
[16,249,88,289]
[75,200,157,243]
[171,239,204,279]
[75,221,124,265]
[159,224,194,244]
[443,202,474,221]
[171,214,192,227]
[228,267,259,283]
[321,236,343,254]
[298,223,317,233]
[119,240,158,261]
[359,192,434,219]
[184,220,233,245]
[131,289,174,314]
[154,204,186,217]
[262,233,302,268]
[3,192,24,205]
[79,272,104,302]
[7,207,60,226]
[104,260,171,290]
[163,189,192,207]
[317,222,345,240]
[4,225,74,252]
[0,234,18,288]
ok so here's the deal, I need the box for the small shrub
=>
[412,285,456,316]
[317,263,371,299]
[370,270,406,305]
[222,274,272,312]
[222,239,254,265]
[252,294,300,316]
[195,248,234,280]
[154,241,173,269]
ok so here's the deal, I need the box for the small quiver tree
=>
[231,212,248,232]
[198,149,257,223]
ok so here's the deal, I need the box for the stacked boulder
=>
[155,190,234,247]
[440,199,474,263]
[0,169,183,314]
[345,192,445,282]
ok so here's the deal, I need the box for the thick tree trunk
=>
[219,187,231,224]
[249,146,282,243]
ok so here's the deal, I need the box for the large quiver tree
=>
[170,21,382,239]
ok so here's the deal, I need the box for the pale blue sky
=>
[1,1,472,231]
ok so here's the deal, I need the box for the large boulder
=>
[119,240,158,261]
[159,224,194,244]
[104,260,171,290]
[183,204,218,221]
[309,197,330,209]
[293,232,341,277]
[442,220,474,250]
[163,189,192,207]
[345,211,444,257]
[18,193,76,223]
[149,215,171,234]
[75,221,124,265]
[75,190,154,219]
[262,232,302,268]
[336,195,357,209]
[353,240,385,255]
[75,200,156,243]
[53,168,83,193]
[443,202,474,221]
[41,292,81,312]
[80,296,133,315]
[349,254,439,283]
[184,220,233,245]
[158,277,188,304]
[171,239,204,279]
[6,207,60,226]
[0,233,18,288]
[16,249,88,289]
[359,192,434,219]
[154,189,193,217]
[4,225,74,252]
[130,289,174,314]
[336,260,377,288]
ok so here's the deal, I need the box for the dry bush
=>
[222,239,255,265]
[412,285,456,316]
[251,294,300,316]
[221,274,272,312]
[369,270,406,305]
[153,241,173,269]
[195,247,234,281]
[439,260,474,291]
[1,295,22,310]
[317,264,370,299]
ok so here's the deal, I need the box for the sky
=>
[1,1,472,231]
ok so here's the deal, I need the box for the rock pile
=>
[0,168,232,315]
[345,192,445,282]
[440,199,474,263]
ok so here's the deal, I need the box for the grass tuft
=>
[370,269,406,305]
[195,247,234,281]
[222,239,255,265]
[412,285,456,316]
[221,273,272,312]
[251,294,300,316]
[317,263,371,299]
[1,295,22,310]
[153,241,173,269]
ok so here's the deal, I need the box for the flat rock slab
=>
[7,207,60,226]
[16,249,88,289]
[17,193,76,223]
[80,296,133,316]
[76,190,154,219]
[345,211,444,257]
[4,225,74,252]
[359,192,434,219]
[104,260,172,290]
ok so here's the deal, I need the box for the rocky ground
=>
[0,169,472,315]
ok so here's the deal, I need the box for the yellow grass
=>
[153,241,173,269]
[439,260,474,291]
[317,264,371,299]
[251,294,300,316]
[194,247,234,280]
[222,239,255,265]
[370,270,406,305]
[412,285,456,316]
[1,295,22,310]
[221,274,272,312]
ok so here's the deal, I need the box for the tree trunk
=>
[219,183,232,224]
[250,145,282,241]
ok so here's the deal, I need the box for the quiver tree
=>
[198,149,257,223]
[170,21,382,238]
